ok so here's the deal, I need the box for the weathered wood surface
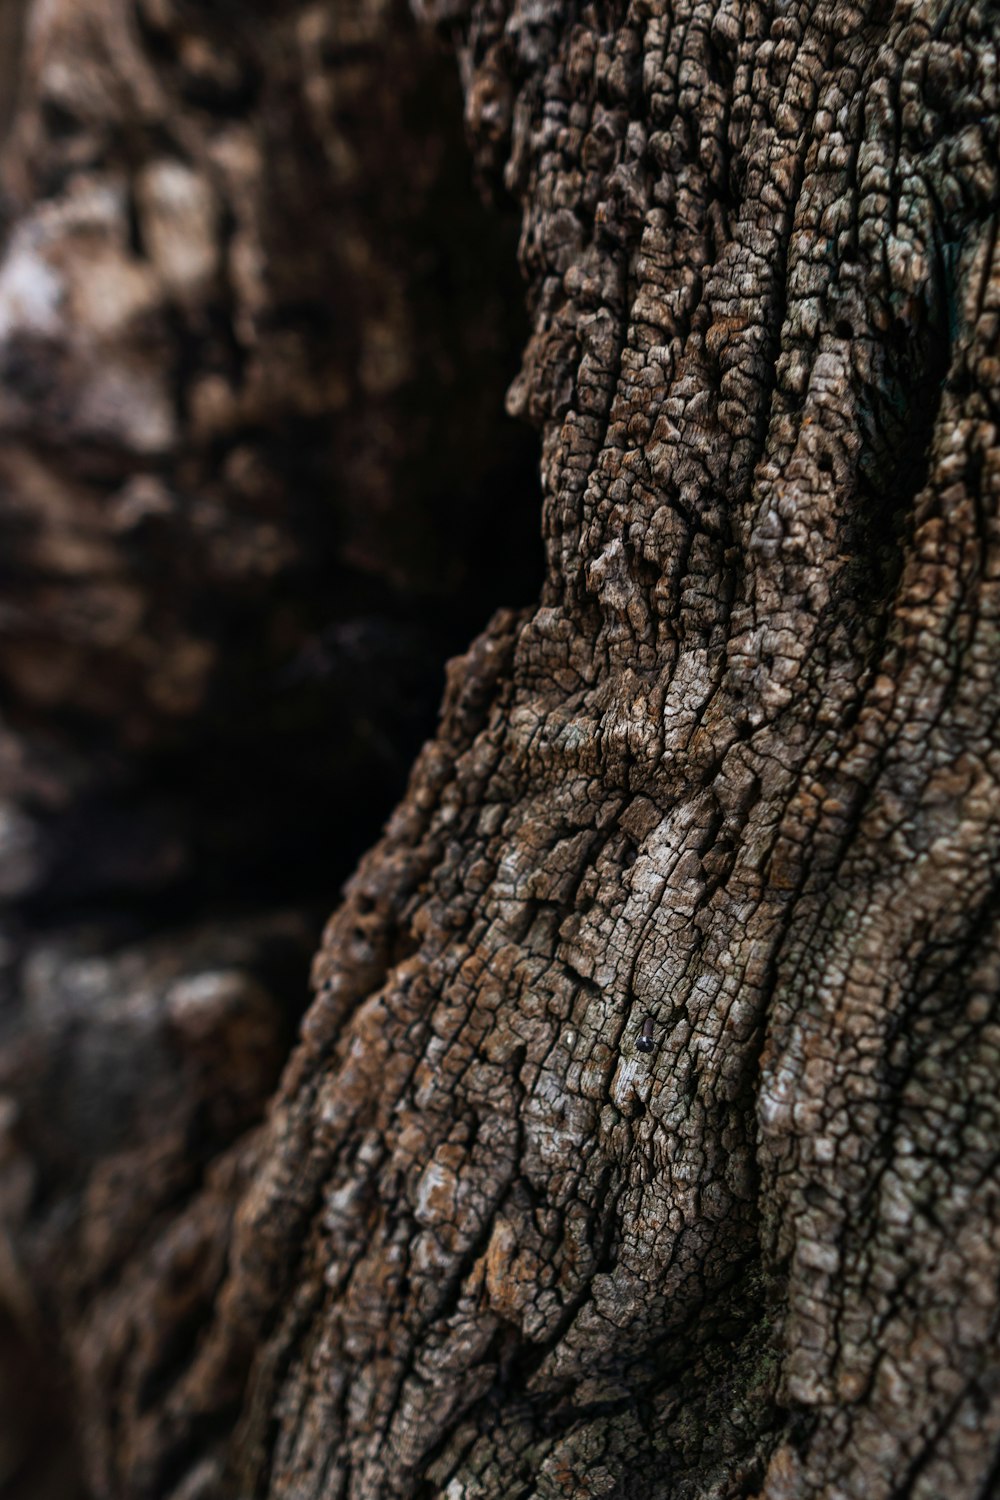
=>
[5,0,1000,1497]
[0,0,537,1494]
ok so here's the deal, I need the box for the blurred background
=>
[0,1,541,1493]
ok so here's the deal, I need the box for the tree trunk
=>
[5,0,1000,1498]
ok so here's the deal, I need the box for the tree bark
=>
[0,0,537,1494]
[5,0,1000,1498]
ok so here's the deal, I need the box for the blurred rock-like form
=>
[0,0,539,911]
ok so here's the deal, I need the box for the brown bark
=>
[0,0,538,1495]
[5,0,1000,1498]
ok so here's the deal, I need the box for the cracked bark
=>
[4,0,1000,1498]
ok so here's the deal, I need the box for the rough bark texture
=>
[5,0,1000,1498]
[0,0,539,1496]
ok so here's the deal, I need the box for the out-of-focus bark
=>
[0,0,538,914]
[0,4,26,150]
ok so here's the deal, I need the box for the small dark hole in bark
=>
[41,98,82,140]
[126,182,146,260]
[948,365,976,399]
[134,0,179,65]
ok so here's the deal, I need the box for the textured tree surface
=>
[0,0,539,1494]
[5,0,1000,1498]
